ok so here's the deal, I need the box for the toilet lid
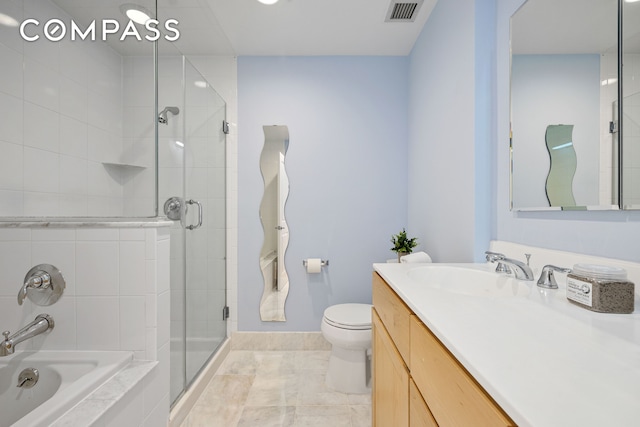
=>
[323,304,372,330]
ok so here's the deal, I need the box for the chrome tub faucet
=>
[1,314,54,357]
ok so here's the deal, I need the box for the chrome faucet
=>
[537,265,572,289]
[485,251,534,281]
[0,314,54,357]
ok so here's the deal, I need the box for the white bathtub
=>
[0,351,132,427]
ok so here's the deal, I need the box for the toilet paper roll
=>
[306,258,322,274]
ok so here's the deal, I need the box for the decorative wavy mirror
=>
[259,125,290,322]
[545,124,577,207]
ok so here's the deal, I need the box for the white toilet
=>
[321,303,372,394]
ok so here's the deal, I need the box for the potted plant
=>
[390,228,418,262]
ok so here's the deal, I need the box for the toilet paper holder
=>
[302,259,329,267]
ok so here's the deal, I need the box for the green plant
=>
[390,228,418,254]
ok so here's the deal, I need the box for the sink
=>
[406,264,531,297]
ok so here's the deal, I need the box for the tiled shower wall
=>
[0,224,171,424]
[0,0,156,217]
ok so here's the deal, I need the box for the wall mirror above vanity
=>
[510,0,640,211]
[259,125,290,322]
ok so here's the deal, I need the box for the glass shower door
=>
[183,59,228,384]
[166,57,227,405]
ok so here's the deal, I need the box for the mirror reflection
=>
[510,0,619,210]
[259,125,290,322]
[545,124,577,207]
[622,0,640,209]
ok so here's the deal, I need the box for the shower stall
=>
[0,0,229,415]
[157,56,228,405]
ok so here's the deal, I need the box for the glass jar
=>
[566,264,635,314]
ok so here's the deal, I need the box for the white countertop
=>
[374,262,640,427]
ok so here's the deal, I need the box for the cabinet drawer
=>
[372,272,411,362]
[409,379,438,427]
[410,316,515,427]
[373,309,409,427]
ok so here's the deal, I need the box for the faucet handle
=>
[485,251,505,262]
[18,264,65,307]
[2,331,9,340]
[537,265,572,289]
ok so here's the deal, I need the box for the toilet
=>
[321,303,372,394]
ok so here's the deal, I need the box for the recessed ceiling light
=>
[257,0,279,4]
[0,13,19,27]
[119,4,153,25]
[625,0,640,3]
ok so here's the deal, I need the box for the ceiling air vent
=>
[385,0,424,22]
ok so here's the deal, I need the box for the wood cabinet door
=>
[373,308,409,427]
[410,380,439,427]
[410,316,515,427]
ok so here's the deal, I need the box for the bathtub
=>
[0,351,132,427]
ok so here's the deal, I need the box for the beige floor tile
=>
[296,372,350,406]
[183,350,371,427]
[293,405,352,427]
[244,372,299,407]
[217,351,261,375]
[350,405,372,427]
[237,406,296,427]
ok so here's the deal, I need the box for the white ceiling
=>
[52,0,438,56]
[200,0,437,56]
[49,0,640,57]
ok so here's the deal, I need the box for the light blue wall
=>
[238,56,409,331]
[496,0,640,261]
[407,0,495,262]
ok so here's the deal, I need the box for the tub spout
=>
[0,314,54,357]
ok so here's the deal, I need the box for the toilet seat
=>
[323,303,372,330]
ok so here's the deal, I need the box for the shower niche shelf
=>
[101,162,147,170]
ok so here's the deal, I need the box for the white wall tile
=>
[0,43,23,99]
[120,296,146,351]
[31,229,76,241]
[23,147,59,193]
[0,228,31,241]
[59,75,88,122]
[75,227,118,240]
[58,194,89,217]
[0,241,31,292]
[0,92,23,145]
[0,141,23,191]
[119,241,146,295]
[76,296,119,350]
[59,115,88,159]
[156,239,170,294]
[23,102,59,152]
[23,191,60,216]
[23,56,59,112]
[156,290,170,347]
[60,155,89,195]
[119,229,146,241]
[76,241,119,295]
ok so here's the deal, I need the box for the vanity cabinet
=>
[372,272,516,427]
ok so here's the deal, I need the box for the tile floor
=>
[179,350,371,427]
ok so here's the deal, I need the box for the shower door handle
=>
[186,199,203,230]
